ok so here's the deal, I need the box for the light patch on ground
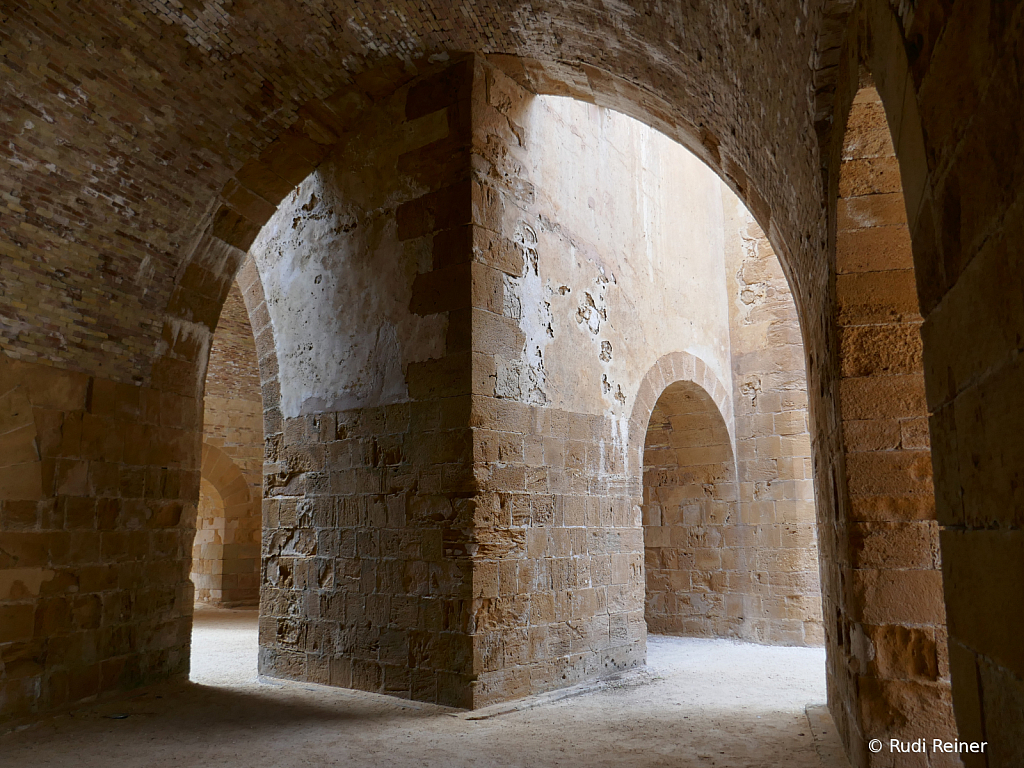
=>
[0,609,848,768]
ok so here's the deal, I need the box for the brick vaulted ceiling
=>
[0,0,847,385]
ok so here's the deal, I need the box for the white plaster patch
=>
[496,221,550,404]
[500,95,733,419]
[251,158,447,418]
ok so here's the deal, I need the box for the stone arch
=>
[627,352,734,481]
[137,48,839,708]
[191,442,260,606]
[154,47,809,403]
[829,65,955,760]
[198,442,248,503]
[199,442,251,508]
[233,255,284,493]
[0,5,1018,754]
[639,378,740,638]
[628,355,740,638]
[821,3,963,763]
[631,352,823,647]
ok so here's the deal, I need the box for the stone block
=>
[850,567,946,626]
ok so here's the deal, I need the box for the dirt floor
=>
[0,608,850,767]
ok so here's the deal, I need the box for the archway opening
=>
[642,380,738,636]
[189,280,265,682]
[192,443,261,606]
[164,54,836,723]
[172,52,837,742]
[827,68,955,758]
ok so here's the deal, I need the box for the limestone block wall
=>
[249,59,479,707]
[468,399,645,705]
[0,50,825,723]
[0,3,1020,761]
[235,56,828,710]
[722,195,823,646]
[0,354,197,723]
[465,60,740,704]
[192,283,263,605]
[829,77,955,757]
[192,443,260,606]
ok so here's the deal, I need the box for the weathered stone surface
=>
[722,199,822,646]
[827,79,956,763]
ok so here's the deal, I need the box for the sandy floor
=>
[1,608,850,768]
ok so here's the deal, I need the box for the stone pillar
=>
[251,58,479,707]
[463,58,651,706]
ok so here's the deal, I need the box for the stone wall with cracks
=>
[463,59,816,704]
[476,82,734,419]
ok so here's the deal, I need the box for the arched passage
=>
[191,442,260,606]
[821,4,965,756]
[0,6,1020,765]
[811,3,1024,763]
[641,379,739,637]
[633,348,823,648]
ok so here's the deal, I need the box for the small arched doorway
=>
[634,348,822,647]
[191,442,261,606]
[642,379,740,636]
